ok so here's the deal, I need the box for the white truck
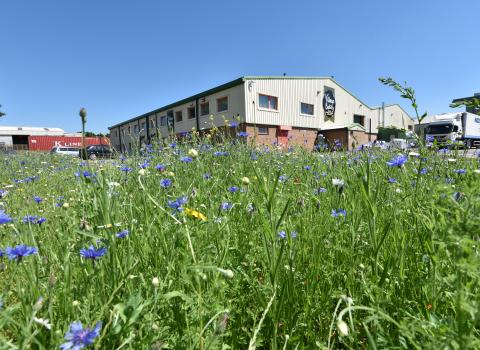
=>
[423,112,480,148]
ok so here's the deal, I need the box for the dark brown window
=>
[188,107,196,119]
[175,111,183,122]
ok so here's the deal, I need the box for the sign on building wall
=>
[323,87,336,120]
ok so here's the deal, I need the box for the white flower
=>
[138,169,146,176]
[152,277,160,288]
[447,158,457,162]
[337,319,349,336]
[332,178,344,187]
[241,177,250,185]
[217,268,234,279]
[474,169,480,174]
[72,300,80,307]
[408,151,420,157]
[188,149,199,158]
[395,188,402,193]
[33,317,52,330]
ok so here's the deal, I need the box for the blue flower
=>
[454,169,466,174]
[386,154,407,167]
[6,244,38,261]
[116,230,129,239]
[120,166,132,172]
[80,245,107,260]
[237,131,249,137]
[228,186,239,193]
[230,122,239,127]
[155,164,166,171]
[60,321,102,350]
[167,196,188,213]
[278,231,297,239]
[314,188,327,194]
[220,202,233,211]
[0,189,8,198]
[426,135,435,143]
[169,142,177,148]
[0,210,13,225]
[139,161,150,169]
[420,168,428,175]
[33,196,43,203]
[331,209,347,218]
[278,175,287,183]
[203,173,212,180]
[214,151,229,157]
[160,178,172,188]
[22,216,46,225]
[180,156,193,163]
[388,178,397,183]
[303,165,312,171]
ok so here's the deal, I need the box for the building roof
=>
[109,76,414,129]
[0,126,66,136]
[452,93,480,103]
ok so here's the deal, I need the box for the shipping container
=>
[28,136,110,151]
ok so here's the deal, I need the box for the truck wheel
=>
[89,154,97,161]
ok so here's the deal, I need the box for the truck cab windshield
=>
[426,123,453,134]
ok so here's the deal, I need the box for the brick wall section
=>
[245,124,317,149]
[349,131,377,149]
[321,129,348,149]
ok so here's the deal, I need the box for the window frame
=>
[258,126,269,135]
[216,96,229,112]
[200,101,210,116]
[300,102,314,116]
[258,94,278,111]
[160,116,168,127]
[175,110,183,123]
[187,107,196,119]
[353,114,365,126]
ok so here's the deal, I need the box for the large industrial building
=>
[108,76,414,151]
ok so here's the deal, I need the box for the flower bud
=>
[337,319,349,336]
[188,149,199,158]
[241,177,250,185]
[79,108,87,123]
[152,277,160,288]
[217,268,234,279]
[139,169,146,176]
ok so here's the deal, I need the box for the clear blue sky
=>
[1,0,478,133]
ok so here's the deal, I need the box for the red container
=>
[28,136,110,151]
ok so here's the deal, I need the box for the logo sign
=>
[323,88,336,118]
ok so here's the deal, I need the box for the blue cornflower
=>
[169,142,177,148]
[237,131,249,137]
[155,164,166,171]
[386,154,407,167]
[60,321,102,350]
[120,166,132,172]
[304,165,312,171]
[80,245,107,260]
[139,161,150,169]
[388,178,397,183]
[167,196,188,213]
[203,173,212,180]
[331,209,347,218]
[119,154,127,161]
[230,122,239,127]
[5,244,38,261]
[454,169,466,174]
[420,168,428,175]
[314,188,327,194]
[180,156,193,163]
[228,186,239,193]
[0,210,13,225]
[0,189,8,198]
[33,196,43,203]
[278,231,297,239]
[278,175,287,183]
[214,151,229,157]
[160,178,172,188]
[426,135,435,143]
[82,171,92,178]
[438,148,449,154]
[220,202,233,211]
[116,230,129,239]
[22,216,46,225]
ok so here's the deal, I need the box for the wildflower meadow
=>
[0,130,479,349]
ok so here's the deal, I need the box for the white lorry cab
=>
[424,112,480,148]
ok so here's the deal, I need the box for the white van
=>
[50,146,79,156]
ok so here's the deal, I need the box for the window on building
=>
[300,102,314,115]
[408,125,413,131]
[217,96,228,112]
[160,116,167,126]
[200,101,210,116]
[258,127,269,135]
[141,122,146,131]
[188,107,196,119]
[353,115,365,126]
[259,94,278,110]
[175,111,183,122]
[134,125,138,134]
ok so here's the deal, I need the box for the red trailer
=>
[28,136,110,151]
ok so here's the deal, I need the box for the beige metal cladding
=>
[244,78,371,130]
[243,77,414,133]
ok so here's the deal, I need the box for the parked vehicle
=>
[50,146,79,156]
[79,145,113,160]
[424,112,480,148]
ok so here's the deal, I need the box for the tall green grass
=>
[0,136,479,349]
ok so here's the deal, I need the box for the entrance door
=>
[278,130,289,146]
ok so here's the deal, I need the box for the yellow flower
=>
[185,208,207,222]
